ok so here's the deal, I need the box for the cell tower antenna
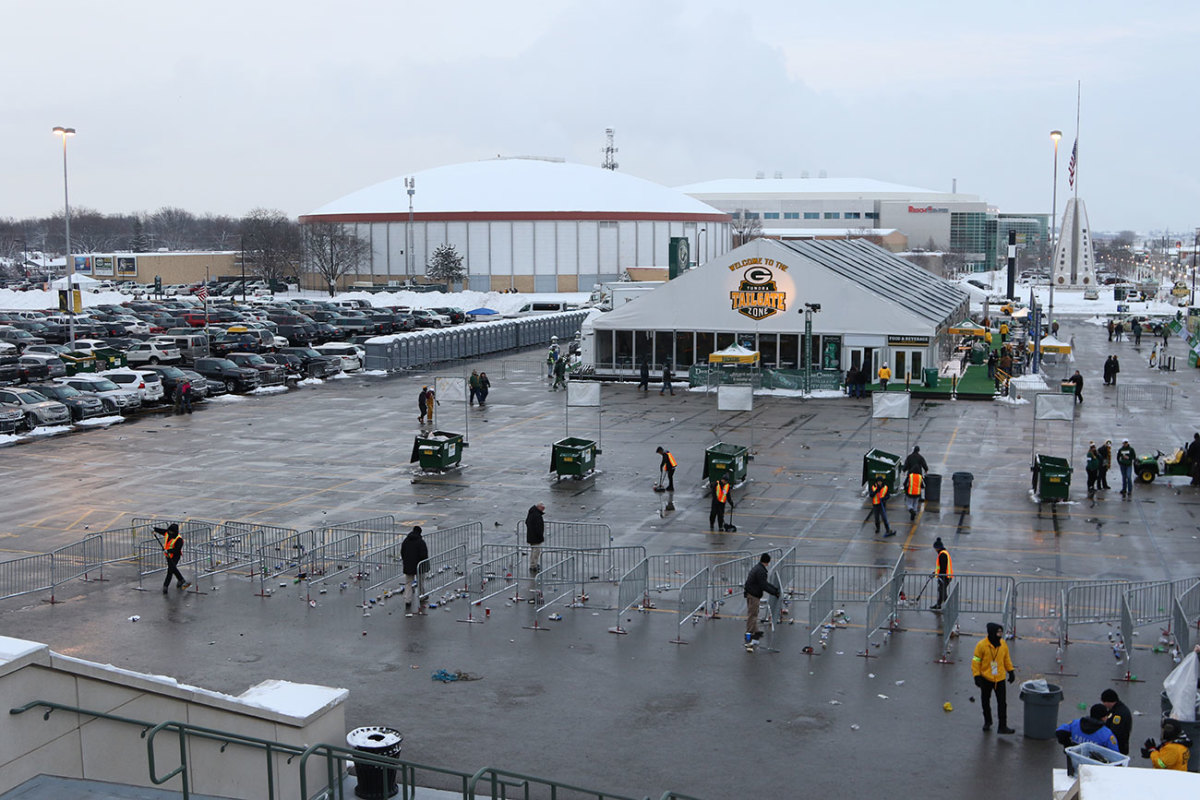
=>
[602,128,619,171]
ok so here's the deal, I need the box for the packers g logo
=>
[730,267,788,320]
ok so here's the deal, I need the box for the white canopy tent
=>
[50,273,101,289]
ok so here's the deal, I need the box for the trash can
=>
[702,441,748,485]
[951,471,973,509]
[550,437,600,480]
[346,726,403,799]
[1018,680,1064,740]
[1060,381,1075,394]
[1036,454,1071,502]
[970,344,987,365]
[861,448,901,493]
[1160,690,1200,772]
[410,430,466,471]
[922,367,938,389]
[924,473,942,504]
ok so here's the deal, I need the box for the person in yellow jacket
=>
[877,363,891,392]
[971,622,1015,733]
[1141,719,1192,770]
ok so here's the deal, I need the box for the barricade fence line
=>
[807,576,836,651]
[467,551,519,609]
[1063,580,1159,641]
[673,567,710,644]
[415,544,469,605]
[1173,598,1191,654]
[646,551,754,594]
[900,573,1015,630]
[203,523,302,581]
[862,576,899,655]
[940,583,961,659]
[613,559,650,633]
[515,520,611,553]
[781,563,891,605]
[1124,581,1176,627]
[256,530,326,597]
[1180,582,1200,629]
[0,533,100,603]
[532,554,579,619]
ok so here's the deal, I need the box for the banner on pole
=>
[436,376,466,402]
[1034,392,1074,421]
[872,393,910,420]
[567,382,600,407]
[717,385,753,412]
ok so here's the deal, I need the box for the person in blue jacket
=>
[1056,704,1120,774]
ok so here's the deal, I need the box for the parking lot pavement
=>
[2,318,1200,797]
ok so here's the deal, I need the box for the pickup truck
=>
[191,357,261,394]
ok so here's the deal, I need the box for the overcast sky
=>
[4,1,1197,235]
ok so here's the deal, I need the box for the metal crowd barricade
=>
[313,515,398,550]
[670,567,711,644]
[612,559,650,634]
[294,534,364,604]
[782,562,891,606]
[537,545,645,594]
[938,583,961,662]
[426,522,484,564]
[806,576,836,653]
[415,544,469,607]
[645,551,753,595]
[1124,581,1176,628]
[136,536,209,593]
[255,528,327,597]
[1119,592,1134,675]
[861,576,900,657]
[466,550,519,613]
[902,573,1015,632]
[707,554,761,620]
[526,553,579,631]
[1063,580,1157,643]
[0,534,104,604]
[1173,597,1192,654]
[1176,581,1200,654]
[515,520,611,552]
[203,521,301,581]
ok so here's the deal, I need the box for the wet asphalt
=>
[1,318,1199,798]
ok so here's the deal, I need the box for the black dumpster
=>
[346,726,403,798]
[952,471,974,510]
[1018,680,1064,740]
[924,473,942,504]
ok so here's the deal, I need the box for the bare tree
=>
[426,243,465,287]
[731,210,762,248]
[148,207,199,251]
[241,209,301,288]
[304,223,371,295]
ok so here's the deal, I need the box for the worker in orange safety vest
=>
[932,537,953,609]
[904,470,923,521]
[870,475,895,537]
[710,477,733,531]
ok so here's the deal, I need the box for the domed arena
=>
[301,157,730,292]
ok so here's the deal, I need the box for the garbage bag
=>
[1022,678,1050,693]
[1163,651,1199,722]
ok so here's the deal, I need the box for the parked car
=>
[17,352,67,379]
[0,327,46,352]
[25,382,105,421]
[99,368,166,404]
[278,347,340,378]
[262,353,304,381]
[431,307,467,325]
[409,309,449,328]
[226,353,286,387]
[191,357,261,394]
[54,374,143,414]
[0,355,20,385]
[0,402,23,434]
[314,342,362,372]
[16,355,54,383]
[125,340,182,366]
[0,386,72,430]
[179,368,222,398]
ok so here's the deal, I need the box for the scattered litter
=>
[829,700,842,706]
[548,613,562,621]
[849,724,860,731]
[894,680,905,686]
[127,615,140,622]
[943,702,953,712]
[868,673,876,679]
[431,669,482,682]
[877,694,889,700]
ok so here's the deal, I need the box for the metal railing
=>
[806,575,835,652]
[613,559,650,634]
[0,534,104,604]
[645,550,753,594]
[1116,383,1173,412]
[515,519,611,552]
[939,583,961,661]
[861,576,900,656]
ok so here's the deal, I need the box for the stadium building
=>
[301,158,731,292]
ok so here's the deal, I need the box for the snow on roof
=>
[762,227,900,237]
[677,177,976,199]
[306,158,727,218]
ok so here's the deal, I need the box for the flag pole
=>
[1073,81,1081,201]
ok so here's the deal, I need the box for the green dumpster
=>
[702,442,748,485]
[1035,454,1071,501]
[61,352,96,375]
[862,448,902,492]
[550,437,600,480]
[93,348,127,370]
[922,367,939,388]
[410,430,466,471]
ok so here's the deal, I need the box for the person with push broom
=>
[654,446,676,492]
[153,523,190,594]
[710,477,734,531]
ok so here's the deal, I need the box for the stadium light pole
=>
[697,227,706,267]
[1048,129,1061,324]
[405,177,416,279]
[53,126,77,346]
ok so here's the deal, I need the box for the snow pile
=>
[75,415,125,428]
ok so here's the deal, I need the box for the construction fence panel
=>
[646,551,753,595]
[613,559,650,633]
[807,575,835,651]
[515,520,611,552]
[416,544,469,603]
[941,582,961,658]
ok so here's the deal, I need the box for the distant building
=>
[678,177,1047,272]
[301,158,731,292]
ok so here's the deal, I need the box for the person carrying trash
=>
[154,523,190,594]
[869,474,895,537]
[971,622,1015,734]
[655,446,677,492]
[931,538,952,609]
[1141,718,1192,771]
[742,553,780,649]
[710,477,733,531]
[904,468,923,521]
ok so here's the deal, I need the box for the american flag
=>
[195,285,208,301]
[1067,139,1078,189]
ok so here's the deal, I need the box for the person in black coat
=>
[1100,688,1133,755]
[526,503,546,573]
[660,362,674,396]
[742,553,780,645]
[400,526,429,611]
[1069,370,1084,404]
[638,357,650,392]
[1188,433,1200,486]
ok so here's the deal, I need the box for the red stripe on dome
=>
[299,210,730,224]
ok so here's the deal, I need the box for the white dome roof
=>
[305,158,725,219]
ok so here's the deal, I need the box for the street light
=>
[53,126,77,346]
[405,177,415,278]
[1048,130,1061,324]
[802,302,821,394]
[696,227,706,267]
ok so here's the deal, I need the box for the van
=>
[513,301,580,316]
[332,298,372,310]
[167,333,210,365]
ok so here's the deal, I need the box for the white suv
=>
[99,368,165,404]
[55,374,142,414]
[125,340,182,366]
